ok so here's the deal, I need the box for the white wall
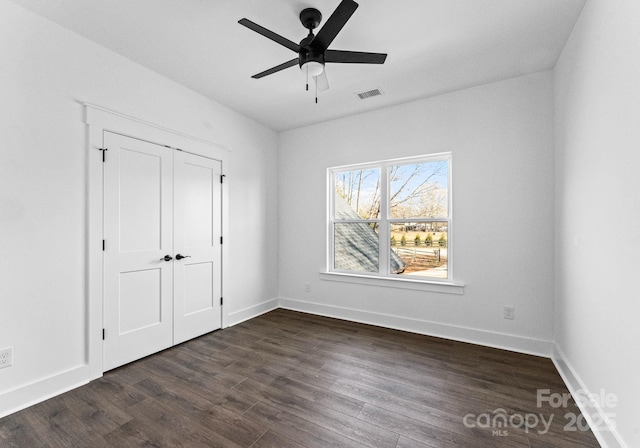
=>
[278,72,555,354]
[0,0,278,415]
[554,0,640,446]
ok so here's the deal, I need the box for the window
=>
[329,153,451,281]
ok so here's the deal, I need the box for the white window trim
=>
[326,152,463,292]
[320,271,464,295]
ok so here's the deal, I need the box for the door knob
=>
[161,255,173,262]
[175,254,191,260]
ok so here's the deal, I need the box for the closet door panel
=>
[173,151,222,344]
[103,132,174,371]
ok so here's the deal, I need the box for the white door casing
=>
[103,131,222,371]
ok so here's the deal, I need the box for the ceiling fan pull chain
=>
[306,64,309,91]
[315,80,318,104]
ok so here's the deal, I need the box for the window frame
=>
[328,152,455,284]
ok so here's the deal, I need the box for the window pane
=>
[390,222,448,279]
[389,160,448,219]
[334,222,379,273]
[334,169,381,219]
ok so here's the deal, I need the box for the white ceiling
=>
[10,0,585,131]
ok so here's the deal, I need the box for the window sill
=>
[320,272,465,295]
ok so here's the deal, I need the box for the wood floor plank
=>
[101,419,166,447]
[234,378,398,447]
[358,402,532,448]
[146,348,247,389]
[320,347,557,417]
[243,400,373,448]
[21,398,111,448]
[146,393,262,446]
[395,435,440,448]
[0,413,52,448]
[250,429,307,448]
[58,385,133,436]
[357,403,456,447]
[327,374,494,440]
[0,309,601,448]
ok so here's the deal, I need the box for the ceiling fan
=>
[238,0,387,100]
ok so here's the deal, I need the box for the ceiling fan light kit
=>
[302,61,324,77]
[239,0,387,103]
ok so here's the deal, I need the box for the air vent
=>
[355,88,384,100]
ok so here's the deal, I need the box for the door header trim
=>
[83,102,231,153]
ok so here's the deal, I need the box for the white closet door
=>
[173,151,222,344]
[103,132,174,371]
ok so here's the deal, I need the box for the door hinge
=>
[220,236,223,244]
[99,147,108,162]
[102,240,105,251]
[102,329,105,340]
[220,297,223,306]
[220,174,226,183]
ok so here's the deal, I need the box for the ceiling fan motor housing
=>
[299,47,325,69]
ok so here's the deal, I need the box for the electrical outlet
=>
[305,282,310,293]
[503,306,515,320]
[0,347,13,369]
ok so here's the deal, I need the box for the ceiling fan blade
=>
[311,0,359,52]
[238,18,301,53]
[252,58,299,79]
[325,50,387,64]
[314,70,330,92]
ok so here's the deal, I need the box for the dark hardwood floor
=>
[0,309,600,447]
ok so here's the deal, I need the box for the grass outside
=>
[391,231,448,274]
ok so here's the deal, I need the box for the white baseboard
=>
[226,298,279,327]
[0,364,90,419]
[279,297,553,357]
[552,344,626,448]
